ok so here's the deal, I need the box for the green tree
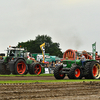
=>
[17,35,63,57]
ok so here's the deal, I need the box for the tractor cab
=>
[7,46,27,57]
[3,46,28,63]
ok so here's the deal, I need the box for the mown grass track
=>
[0,74,100,83]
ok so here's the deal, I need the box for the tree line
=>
[17,35,63,58]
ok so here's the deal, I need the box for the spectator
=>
[51,61,54,67]
[55,61,58,66]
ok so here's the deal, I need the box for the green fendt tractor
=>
[54,49,100,79]
[0,46,42,75]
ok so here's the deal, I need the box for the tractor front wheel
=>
[68,65,83,79]
[33,63,42,75]
[54,65,65,79]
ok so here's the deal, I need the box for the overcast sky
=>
[0,0,100,54]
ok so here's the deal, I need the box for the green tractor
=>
[0,46,42,75]
[54,49,100,79]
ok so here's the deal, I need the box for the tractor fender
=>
[8,57,27,72]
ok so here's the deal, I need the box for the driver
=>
[10,50,15,56]
[80,53,86,67]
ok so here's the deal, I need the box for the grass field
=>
[0,74,54,77]
[0,79,100,83]
[0,73,100,83]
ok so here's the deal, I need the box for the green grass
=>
[0,74,54,77]
[0,74,100,83]
[0,79,100,84]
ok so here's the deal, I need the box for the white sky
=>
[0,0,100,54]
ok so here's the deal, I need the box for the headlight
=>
[11,58,15,61]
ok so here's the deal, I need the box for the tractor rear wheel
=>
[84,61,100,79]
[54,65,65,79]
[68,65,83,79]
[29,63,42,75]
[12,59,28,75]
[0,65,11,75]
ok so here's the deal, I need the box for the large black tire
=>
[0,65,11,75]
[54,65,65,79]
[33,63,42,75]
[67,65,83,79]
[12,59,28,75]
[23,65,28,75]
[29,63,42,75]
[28,63,34,74]
[84,61,100,79]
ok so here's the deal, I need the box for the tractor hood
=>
[63,60,81,68]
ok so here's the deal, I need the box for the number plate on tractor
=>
[63,64,67,67]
